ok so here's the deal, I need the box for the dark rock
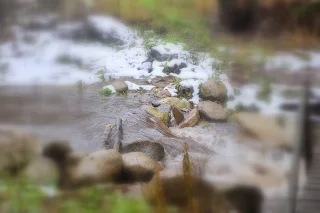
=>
[147,49,178,62]
[163,60,187,75]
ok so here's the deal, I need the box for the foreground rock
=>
[232,112,293,148]
[179,108,200,128]
[198,101,227,121]
[112,80,128,92]
[70,149,123,187]
[0,128,39,175]
[200,80,227,101]
[158,97,191,110]
[23,156,59,185]
[122,152,160,182]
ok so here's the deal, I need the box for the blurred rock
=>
[200,80,227,101]
[0,128,39,175]
[122,152,160,182]
[198,101,227,121]
[23,156,59,185]
[179,108,200,128]
[70,149,123,187]
[232,112,293,148]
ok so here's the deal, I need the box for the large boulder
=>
[0,128,39,175]
[232,112,293,148]
[198,101,227,121]
[200,80,227,101]
[179,108,200,128]
[70,149,123,187]
[122,152,161,182]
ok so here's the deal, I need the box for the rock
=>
[142,168,228,212]
[232,112,293,148]
[0,128,39,175]
[147,48,178,62]
[198,101,227,121]
[122,152,161,182]
[23,156,59,185]
[158,97,191,110]
[122,141,165,161]
[171,106,184,125]
[179,108,200,128]
[163,59,187,75]
[66,152,88,166]
[200,80,227,101]
[143,106,170,124]
[70,149,123,187]
[112,81,128,92]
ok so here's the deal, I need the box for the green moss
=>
[99,88,112,96]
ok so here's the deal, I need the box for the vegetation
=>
[99,87,112,96]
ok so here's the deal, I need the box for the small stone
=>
[158,97,191,110]
[122,152,160,182]
[200,80,227,101]
[179,108,200,128]
[112,81,128,92]
[143,106,170,124]
[198,101,227,121]
[171,106,184,125]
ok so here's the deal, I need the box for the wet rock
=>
[179,108,200,128]
[143,168,228,212]
[232,112,293,148]
[112,81,128,92]
[70,149,123,187]
[200,80,227,101]
[143,106,170,124]
[172,106,184,125]
[122,141,165,162]
[198,101,227,121]
[158,97,191,110]
[163,59,187,75]
[0,128,39,175]
[122,152,161,182]
[23,156,59,185]
[147,48,178,62]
